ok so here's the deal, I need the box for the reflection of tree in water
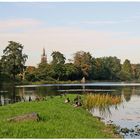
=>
[0,85,62,105]
[17,86,59,101]
[35,86,59,96]
[0,83,18,105]
[122,87,132,102]
[91,106,112,118]
[85,94,122,117]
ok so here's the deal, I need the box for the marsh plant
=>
[84,94,122,117]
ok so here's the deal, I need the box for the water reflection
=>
[122,87,133,102]
[0,83,140,107]
[89,87,140,138]
[84,94,122,118]
[0,83,61,106]
[88,87,138,118]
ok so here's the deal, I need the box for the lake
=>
[0,82,140,138]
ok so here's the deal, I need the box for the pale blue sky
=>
[0,2,140,66]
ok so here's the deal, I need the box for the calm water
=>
[1,82,140,138]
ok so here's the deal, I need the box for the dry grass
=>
[84,94,122,110]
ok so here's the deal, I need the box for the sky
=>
[0,2,140,66]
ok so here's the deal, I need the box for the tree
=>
[135,64,140,80]
[50,51,66,81]
[1,41,28,81]
[104,57,121,80]
[94,58,109,80]
[51,51,66,65]
[24,66,37,82]
[0,59,2,80]
[35,63,53,81]
[121,59,133,80]
[51,64,66,81]
[93,57,121,80]
[73,51,93,79]
[64,63,79,80]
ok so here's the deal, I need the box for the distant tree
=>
[134,64,140,79]
[50,51,66,81]
[35,63,53,81]
[94,58,109,80]
[93,57,121,80]
[0,59,2,80]
[73,51,93,79]
[104,57,121,80]
[24,66,37,82]
[121,59,133,80]
[51,51,66,65]
[1,41,28,81]
[64,63,79,80]
[50,63,65,81]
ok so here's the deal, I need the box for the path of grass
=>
[0,94,120,138]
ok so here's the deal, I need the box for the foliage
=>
[73,51,93,79]
[51,51,66,65]
[133,64,140,79]
[1,41,28,81]
[24,66,37,82]
[50,63,66,80]
[93,57,121,80]
[64,63,80,80]
[121,59,133,80]
[1,41,140,82]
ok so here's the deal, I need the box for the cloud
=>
[0,26,140,66]
[0,18,42,32]
[74,16,140,25]
[81,20,119,24]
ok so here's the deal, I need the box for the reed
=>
[84,94,122,110]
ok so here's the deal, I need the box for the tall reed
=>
[84,94,122,110]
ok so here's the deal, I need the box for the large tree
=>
[36,63,53,81]
[133,64,140,80]
[51,51,66,65]
[0,60,2,80]
[50,51,66,80]
[64,63,79,80]
[73,51,93,79]
[93,57,121,80]
[104,56,121,80]
[1,41,28,81]
[121,59,133,80]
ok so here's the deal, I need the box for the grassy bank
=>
[0,94,120,138]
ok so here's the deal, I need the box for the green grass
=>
[0,94,120,138]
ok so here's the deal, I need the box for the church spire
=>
[43,48,45,56]
[41,48,47,63]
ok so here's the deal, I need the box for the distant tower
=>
[41,48,47,63]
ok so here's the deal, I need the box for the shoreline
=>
[0,94,121,138]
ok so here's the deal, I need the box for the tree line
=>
[1,41,140,83]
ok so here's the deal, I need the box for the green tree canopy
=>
[51,51,66,65]
[121,59,133,80]
[1,41,28,80]
[73,51,93,79]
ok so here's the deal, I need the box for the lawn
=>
[0,94,120,138]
